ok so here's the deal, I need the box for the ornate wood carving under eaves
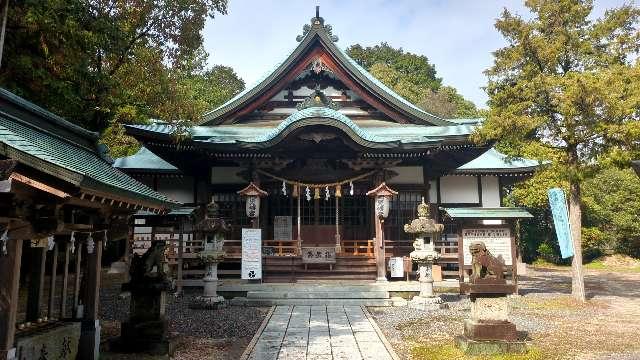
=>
[341,159,402,171]
[237,158,293,171]
[296,88,340,111]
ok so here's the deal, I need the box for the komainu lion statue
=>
[469,241,505,283]
[130,241,167,281]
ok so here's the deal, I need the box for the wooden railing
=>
[340,240,374,256]
[263,240,300,256]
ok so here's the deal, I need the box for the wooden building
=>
[0,89,175,360]
[118,11,540,283]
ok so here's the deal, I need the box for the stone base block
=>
[109,337,176,357]
[189,295,227,309]
[455,335,526,355]
[408,295,448,311]
[463,319,517,341]
[390,296,408,307]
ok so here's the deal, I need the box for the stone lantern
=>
[190,198,231,309]
[404,198,447,310]
[237,182,268,228]
[366,182,398,283]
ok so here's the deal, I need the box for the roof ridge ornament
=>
[296,87,340,110]
[296,6,339,42]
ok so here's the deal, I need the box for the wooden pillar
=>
[374,217,387,282]
[26,245,46,322]
[47,241,58,319]
[0,238,23,360]
[77,239,102,360]
[457,221,465,294]
[176,221,184,294]
[73,242,83,317]
[510,220,519,294]
[60,241,70,318]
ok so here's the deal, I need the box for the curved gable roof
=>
[200,16,452,127]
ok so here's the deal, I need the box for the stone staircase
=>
[262,255,377,282]
[229,284,393,306]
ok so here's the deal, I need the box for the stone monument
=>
[190,198,230,309]
[114,240,175,356]
[455,241,526,355]
[404,198,447,310]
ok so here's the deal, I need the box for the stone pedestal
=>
[190,256,226,309]
[111,279,175,356]
[456,285,525,355]
[408,263,447,311]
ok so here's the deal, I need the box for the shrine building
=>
[118,10,540,284]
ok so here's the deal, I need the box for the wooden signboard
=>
[301,246,336,270]
[274,216,292,241]
[462,228,512,266]
[241,228,262,280]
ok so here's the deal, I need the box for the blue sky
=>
[202,1,628,109]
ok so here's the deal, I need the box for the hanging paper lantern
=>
[349,181,354,196]
[325,186,330,201]
[281,181,287,196]
[314,187,320,200]
[292,184,299,198]
[1,228,8,255]
[335,185,342,198]
[86,233,95,254]
[47,235,55,251]
[305,186,311,201]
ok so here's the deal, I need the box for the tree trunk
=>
[568,180,586,302]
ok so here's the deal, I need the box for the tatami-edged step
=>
[246,290,390,299]
[230,297,393,306]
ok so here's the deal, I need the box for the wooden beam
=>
[26,246,46,322]
[0,238,23,360]
[9,173,70,198]
[47,242,58,319]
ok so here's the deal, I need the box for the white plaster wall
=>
[157,176,193,204]
[481,176,501,207]
[211,167,245,184]
[387,166,423,184]
[440,176,479,204]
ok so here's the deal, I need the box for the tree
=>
[347,42,479,118]
[477,0,640,301]
[0,0,229,131]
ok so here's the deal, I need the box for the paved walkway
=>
[247,305,395,360]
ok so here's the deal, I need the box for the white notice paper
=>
[241,228,262,280]
[462,228,512,266]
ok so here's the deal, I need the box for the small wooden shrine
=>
[0,89,174,360]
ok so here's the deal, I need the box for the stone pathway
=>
[247,305,395,360]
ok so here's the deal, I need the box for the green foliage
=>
[582,168,640,258]
[477,1,640,271]
[1,0,246,157]
[346,42,480,118]
[0,1,228,127]
[411,342,544,360]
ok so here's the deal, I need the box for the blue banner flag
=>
[548,188,574,258]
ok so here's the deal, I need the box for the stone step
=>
[246,290,390,299]
[230,297,393,307]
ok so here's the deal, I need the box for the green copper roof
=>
[114,147,179,173]
[200,16,453,126]
[442,207,533,219]
[135,206,197,217]
[127,110,479,150]
[455,148,542,174]
[0,89,176,209]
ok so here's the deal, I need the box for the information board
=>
[462,228,512,266]
[273,216,292,241]
[241,228,262,280]
[389,257,404,278]
[301,247,336,264]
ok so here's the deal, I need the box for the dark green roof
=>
[200,15,455,126]
[135,206,197,217]
[0,88,177,209]
[442,207,533,219]
[114,147,179,173]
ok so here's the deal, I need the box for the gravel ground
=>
[369,267,640,360]
[99,272,269,359]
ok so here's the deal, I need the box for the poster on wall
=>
[389,257,404,278]
[462,228,512,266]
[241,228,262,280]
[274,216,292,241]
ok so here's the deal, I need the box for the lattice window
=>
[212,193,250,239]
[318,196,336,225]
[385,191,423,241]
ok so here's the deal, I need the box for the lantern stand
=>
[366,182,397,283]
[237,182,268,229]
